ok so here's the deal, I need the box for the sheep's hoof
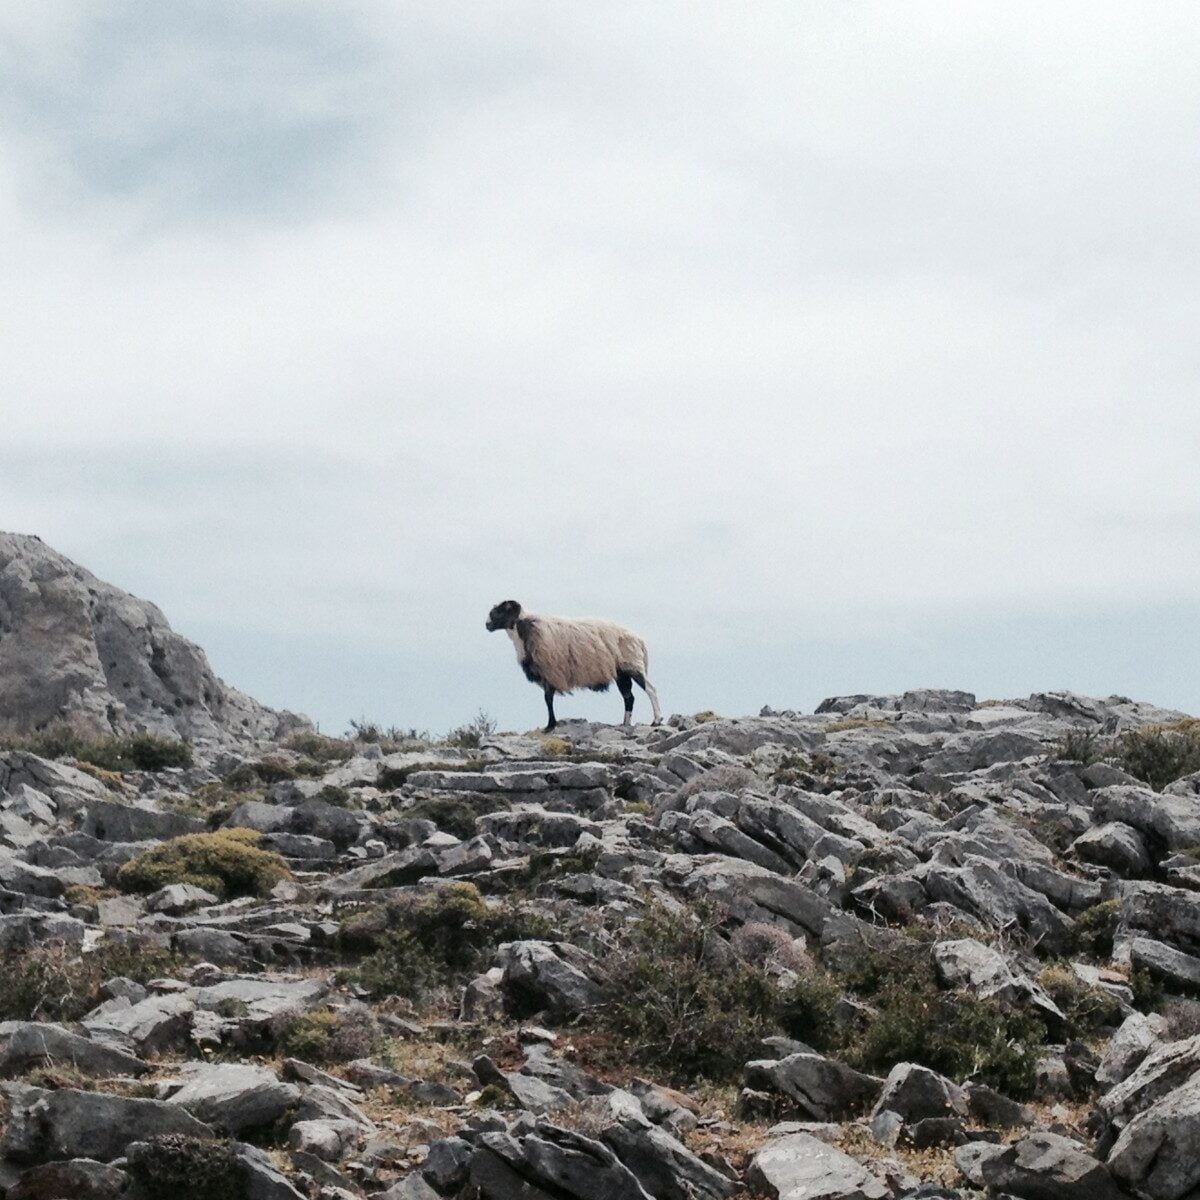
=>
[543,725,556,734]
[651,718,663,726]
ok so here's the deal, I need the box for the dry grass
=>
[834,1122,961,1187]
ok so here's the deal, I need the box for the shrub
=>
[693,710,720,723]
[666,765,757,811]
[116,828,291,899]
[1037,965,1125,1035]
[445,710,498,749]
[1053,727,1110,766]
[403,792,507,838]
[285,731,354,762]
[125,1135,244,1200]
[0,939,179,1022]
[277,1007,379,1063]
[595,902,782,1084]
[0,724,193,772]
[318,784,351,807]
[822,934,1047,1097]
[342,884,552,1000]
[730,922,811,973]
[223,758,295,788]
[1070,900,1121,959]
[848,981,1045,1098]
[1162,998,1200,1039]
[1118,725,1200,790]
[777,970,842,1051]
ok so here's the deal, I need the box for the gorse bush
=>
[0,724,193,772]
[116,828,291,899]
[1118,724,1200,790]
[0,939,179,1022]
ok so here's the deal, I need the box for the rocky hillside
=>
[1,690,1200,1199]
[0,532,307,749]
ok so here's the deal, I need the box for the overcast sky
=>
[2,2,1199,734]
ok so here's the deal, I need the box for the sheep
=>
[486,599,662,733]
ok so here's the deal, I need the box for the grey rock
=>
[976,1132,1124,1200]
[1130,936,1200,991]
[1094,1035,1200,1144]
[0,1022,149,1078]
[745,1054,883,1120]
[1,1086,212,1163]
[495,940,604,1017]
[82,799,204,843]
[602,1111,738,1200]
[870,1064,965,1124]
[145,882,220,913]
[1095,1012,1167,1087]
[5,1158,128,1200]
[471,1124,654,1199]
[746,1131,888,1200]
[1093,785,1200,853]
[165,1062,300,1135]
[1071,823,1151,876]
[0,530,304,746]
[1107,1072,1200,1200]
[83,992,194,1055]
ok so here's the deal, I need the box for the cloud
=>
[1,1,1199,725]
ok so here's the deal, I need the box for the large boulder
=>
[1107,1073,1200,1200]
[973,1132,1125,1200]
[1,1087,213,1164]
[745,1054,883,1120]
[746,1132,887,1200]
[0,531,305,747]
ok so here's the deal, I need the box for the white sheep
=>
[486,600,663,733]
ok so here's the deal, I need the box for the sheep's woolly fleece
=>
[517,616,649,694]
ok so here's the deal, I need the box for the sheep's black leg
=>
[543,687,557,733]
[616,671,635,726]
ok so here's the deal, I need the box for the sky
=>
[2,2,1199,734]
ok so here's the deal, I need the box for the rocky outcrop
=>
[0,532,306,748]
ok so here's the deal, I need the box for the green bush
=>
[0,724,193,772]
[403,792,507,838]
[1038,965,1125,1036]
[126,1134,244,1200]
[595,903,783,1084]
[1053,727,1110,766]
[116,828,291,899]
[1118,725,1200,790]
[849,980,1045,1098]
[276,1007,379,1064]
[0,939,179,1022]
[341,884,552,1000]
[1071,900,1121,959]
[223,758,295,788]
[444,710,498,749]
[285,731,354,762]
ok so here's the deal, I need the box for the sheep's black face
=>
[486,599,522,631]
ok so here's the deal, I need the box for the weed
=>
[445,710,498,749]
[0,939,180,1022]
[1053,727,1111,766]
